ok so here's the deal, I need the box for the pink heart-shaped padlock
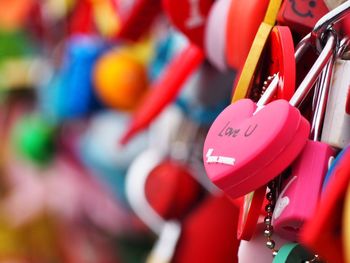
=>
[203,99,310,198]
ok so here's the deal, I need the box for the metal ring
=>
[312,1,350,52]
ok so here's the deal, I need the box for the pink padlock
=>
[272,45,337,241]
[203,31,336,199]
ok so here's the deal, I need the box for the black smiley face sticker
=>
[290,0,317,17]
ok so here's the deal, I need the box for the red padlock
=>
[145,160,203,220]
[277,0,329,35]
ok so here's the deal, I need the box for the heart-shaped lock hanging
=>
[203,22,337,199]
[203,98,309,198]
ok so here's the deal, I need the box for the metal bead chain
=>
[262,74,277,96]
[304,255,321,262]
[264,180,279,257]
[251,74,277,102]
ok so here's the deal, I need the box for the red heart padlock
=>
[145,160,202,220]
[162,0,214,47]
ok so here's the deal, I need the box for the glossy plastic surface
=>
[203,99,310,198]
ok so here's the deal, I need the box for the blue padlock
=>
[39,35,110,120]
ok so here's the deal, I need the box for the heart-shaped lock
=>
[162,0,214,47]
[204,12,338,199]
[203,98,310,198]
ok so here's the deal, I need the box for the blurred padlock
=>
[41,35,108,119]
[111,0,162,41]
[93,48,148,111]
[145,160,202,220]
[0,0,34,31]
[68,0,94,34]
[321,59,350,149]
[12,114,56,165]
[172,195,239,263]
[273,56,336,241]
[300,142,350,263]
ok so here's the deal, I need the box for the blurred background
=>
[0,0,240,262]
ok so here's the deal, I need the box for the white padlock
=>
[321,59,350,149]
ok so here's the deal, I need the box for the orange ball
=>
[93,50,148,111]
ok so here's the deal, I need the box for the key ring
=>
[312,0,350,52]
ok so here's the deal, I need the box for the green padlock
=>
[12,114,56,165]
[273,243,315,263]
